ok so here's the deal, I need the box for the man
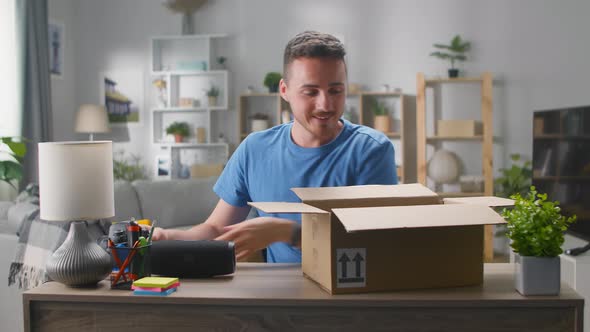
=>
[153,31,397,262]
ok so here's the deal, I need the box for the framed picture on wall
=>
[155,154,171,179]
[48,20,64,78]
[99,70,144,126]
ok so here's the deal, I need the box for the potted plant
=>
[249,113,269,132]
[263,72,282,93]
[372,100,390,133]
[206,85,220,106]
[430,35,471,78]
[495,154,533,198]
[166,121,190,143]
[501,186,576,295]
[0,137,26,192]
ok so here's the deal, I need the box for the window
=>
[0,0,20,137]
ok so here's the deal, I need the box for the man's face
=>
[280,57,347,147]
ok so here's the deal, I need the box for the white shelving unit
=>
[150,34,229,179]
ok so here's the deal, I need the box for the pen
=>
[147,219,157,243]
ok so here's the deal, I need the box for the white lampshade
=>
[75,104,110,134]
[39,141,115,221]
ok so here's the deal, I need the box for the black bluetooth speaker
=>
[149,240,236,278]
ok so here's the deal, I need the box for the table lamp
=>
[75,104,110,141]
[39,141,114,287]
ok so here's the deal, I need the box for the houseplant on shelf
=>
[0,137,26,191]
[493,153,533,255]
[501,186,576,295]
[206,85,220,107]
[372,100,390,133]
[263,72,282,93]
[249,113,269,132]
[166,121,190,143]
[430,35,471,78]
[495,154,533,199]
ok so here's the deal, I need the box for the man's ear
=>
[279,78,289,102]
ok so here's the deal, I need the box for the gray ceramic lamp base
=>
[46,221,112,287]
[514,254,560,296]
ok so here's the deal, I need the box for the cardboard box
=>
[250,183,512,294]
[437,120,482,137]
[190,163,223,178]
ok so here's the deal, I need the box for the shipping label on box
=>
[335,248,366,288]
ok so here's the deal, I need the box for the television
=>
[532,106,590,243]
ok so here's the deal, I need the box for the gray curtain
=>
[17,0,53,188]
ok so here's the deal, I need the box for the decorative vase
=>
[514,253,560,295]
[448,69,459,78]
[46,221,112,287]
[174,134,183,143]
[251,119,269,132]
[208,96,217,107]
[373,115,391,133]
[427,149,460,184]
[181,12,194,35]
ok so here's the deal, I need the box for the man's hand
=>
[215,217,294,261]
[150,227,169,241]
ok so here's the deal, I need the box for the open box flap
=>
[291,183,438,202]
[443,196,514,207]
[332,204,506,232]
[248,202,328,214]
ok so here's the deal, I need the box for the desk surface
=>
[23,263,585,332]
[24,263,583,307]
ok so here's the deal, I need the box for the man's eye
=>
[329,89,344,95]
[302,90,318,96]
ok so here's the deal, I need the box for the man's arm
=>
[152,199,251,241]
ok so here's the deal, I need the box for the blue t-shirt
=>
[213,119,397,263]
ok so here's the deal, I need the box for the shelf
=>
[426,135,483,142]
[240,93,280,97]
[534,134,590,140]
[533,176,590,181]
[436,192,485,198]
[152,70,227,76]
[385,132,401,139]
[359,91,403,96]
[155,142,228,148]
[153,107,208,113]
[152,33,228,41]
[425,77,484,85]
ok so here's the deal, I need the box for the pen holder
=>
[108,242,151,290]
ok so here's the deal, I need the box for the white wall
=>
[48,0,77,141]
[49,0,590,177]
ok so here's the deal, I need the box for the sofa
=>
[0,176,220,332]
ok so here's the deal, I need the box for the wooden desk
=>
[24,263,583,332]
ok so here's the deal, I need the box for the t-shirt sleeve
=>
[213,137,251,207]
[355,138,398,185]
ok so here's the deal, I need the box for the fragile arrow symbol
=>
[353,252,364,277]
[338,253,350,278]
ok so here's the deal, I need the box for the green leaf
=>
[1,137,26,158]
[0,160,23,190]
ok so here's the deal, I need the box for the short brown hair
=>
[283,31,346,80]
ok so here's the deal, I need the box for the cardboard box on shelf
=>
[190,163,223,178]
[250,183,512,294]
[437,120,482,137]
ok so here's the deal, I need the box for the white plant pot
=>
[251,119,269,132]
[514,253,560,296]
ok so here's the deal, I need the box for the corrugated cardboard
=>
[190,163,223,178]
[437,119,483,137]
[249,183,511,294]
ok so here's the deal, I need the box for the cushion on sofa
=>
[132,177,218,229]
[113,180,142,222]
